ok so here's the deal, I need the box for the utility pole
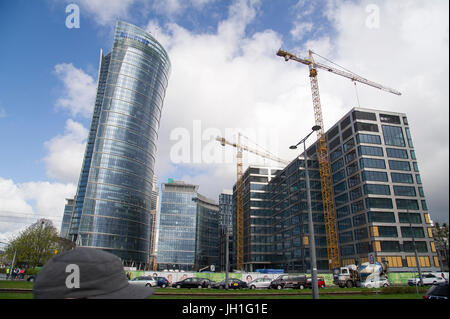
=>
[225,227,230,290]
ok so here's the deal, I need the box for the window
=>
[346,162,359,176]
[353,110,377,121]
[413,162,419,172]
[340,244,355,257]
[380,241,400,252]
[368,212,395,223]
[351,200,365,213]
[393,186,416,197]
[401,227,425,238]
[354,122,379,133]
[337,205,350,219]
[391,172,413,184]
[380,113,401,124]
[340,116,351,130]
[353,213,366,226]
[403,241,427,252]
[378,226,398,237]
[354,227,368,240]
[421,200,428,210]
[396,199,419,210]
[398,213,422,224]
[410,150,416,160]
[329,136,341,150]
[338,218,352,231]
[331,158,344,173]
[366,198,393,209]
[345,150,357,164]
[403,117,408,125]
[382,125,406,147]
[335,193,349,206]
[364,184,391,195]
[386,148,408,159]
[330,148,343,162]
[360,158,386,169]
[416,174,422,184]
[357,133,381,145]
[343,138,356,152]
[388,160,411,171]
[418,187,424,197]
[339,231,353,244]
[405,128,414,147]
[349,187,362,201]
[348,174,361,188]
[342,127,353,141]
[332,170,346,183]
[327,126,340,141]
[334,181,347,195]
[362,171,388,182]
[358,145,384,157]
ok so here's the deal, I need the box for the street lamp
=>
[290,125,321,300]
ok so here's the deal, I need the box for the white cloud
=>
[54,63,97,118]
[0,178,75,242]
[0,106,6,118]
[43,119,88,184]
[68,0,137,26]
[290,22,314,41]
[150,0,448,223]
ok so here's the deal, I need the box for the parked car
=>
[128,276,157,287]
[306,276,326,288]
[173,277,211,289]
[408,273,447,286]
[213,278,248,289]
[154,276,170,288]
[423,282,449,300]
[26,275,37,282]
[196,278,215,288]
[361,277,390,288]
[248,277,273,289]
[269,275,308,290]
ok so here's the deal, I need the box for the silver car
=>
[408,273,446,286]
[362,277,390,288]
[128,276,157,287]
[248,277,273,289]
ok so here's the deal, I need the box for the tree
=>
[1,219,60,268]
[434,222,449,271]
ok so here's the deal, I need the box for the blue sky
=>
[0,0,448,242]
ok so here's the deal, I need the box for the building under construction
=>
[232,107,440,273]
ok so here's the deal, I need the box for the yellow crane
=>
[276,49,401,270]
[217,134,289,270]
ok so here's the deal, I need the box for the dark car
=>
[423,282,449,300]
[154,276,170,288]
[270,275,308,290]
[173,277,210,289]
[214,278,248,289]
[196,278,215,288]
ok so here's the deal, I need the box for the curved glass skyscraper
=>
[67,21,170,265]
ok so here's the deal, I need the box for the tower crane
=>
[217,134,289,270]
[276,49,401,270]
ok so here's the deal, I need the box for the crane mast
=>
[277,48,401,270]
[217,134,288,270]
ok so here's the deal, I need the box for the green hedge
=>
[381,286,428,294]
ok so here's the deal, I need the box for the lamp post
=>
[0,241,16,280]
[290,125,321,299]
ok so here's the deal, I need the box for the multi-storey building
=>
[157,180,219,271]
[218,190,233,271]
[232,166,284,271]
[65,21,170,266]
[234,107,440,273]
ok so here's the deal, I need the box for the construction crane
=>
[276,49,401,270]
[217,134,289,270]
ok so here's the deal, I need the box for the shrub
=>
[381,286,428,294]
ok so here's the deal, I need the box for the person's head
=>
[33,247,155,299]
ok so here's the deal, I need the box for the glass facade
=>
[235,108,438,272]
[66,21,171,265]
[60,198,74,239]
[157,181,219,271]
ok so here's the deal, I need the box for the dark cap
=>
[33,247,154,299]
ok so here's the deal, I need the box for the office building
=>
[65,21,171,266]
[235,107,439,272]
[60,198,74,239]
[157,180,219,271]
[218,190,233,271]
